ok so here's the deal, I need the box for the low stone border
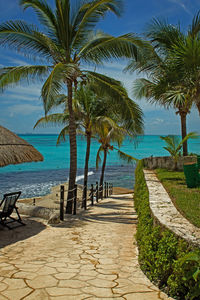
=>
[143,169,200,247]
[143,156,197,171]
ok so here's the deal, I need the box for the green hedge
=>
[134,160,200,299]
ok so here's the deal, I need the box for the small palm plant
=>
[160,132,198,170]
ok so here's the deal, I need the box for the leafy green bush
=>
[134,160,200,299]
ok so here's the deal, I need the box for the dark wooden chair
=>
[0,191,25,229]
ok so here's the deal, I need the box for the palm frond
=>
[96,145,104,169]
[86,71,127,99]
[178,131,199,149]
[57,125,69,144]
[133,78,155,100]
[188,11,200,37]
[114,147,138,163]
[145,18,183,51]
[0,65,49,91]
[34,113,69,128]
[79,32,145,64]
[20,0,57,38]
[72,0,123,49]
[0,20,56,60]
[41,62,80,113]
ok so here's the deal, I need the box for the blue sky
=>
[0,0,200,135]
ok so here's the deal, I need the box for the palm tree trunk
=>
[100,148,107,197]
[66,81,77,214]
[197,101,200,115]
[82,132,91,207]
[180,112,188,156]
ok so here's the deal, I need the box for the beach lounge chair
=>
[0,191,25,229]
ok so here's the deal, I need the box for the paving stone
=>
[124,292,159,299]
[58,279,88,288]
[36,266,57,275]
[88,278,117,288]
[27,275,58,289]
[113,283,153,294]
[3,278,27,289]
[23,288,49,299]
[54,272,77,280]
[0,282,7,292]
[49,294,91,300]
[13,271,37,280]
[82,286,114,297]
[46,287,82,296]
[2,287,32,300]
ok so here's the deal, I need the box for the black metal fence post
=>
[91,184,94,206]
[73,184,77,215]
[96,181,99,203]
[60,185,64,221]
[106,182,109,197]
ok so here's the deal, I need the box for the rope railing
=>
[59,181,113,220]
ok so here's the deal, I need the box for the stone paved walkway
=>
[0,194,172,300]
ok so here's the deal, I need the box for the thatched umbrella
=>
[0,125,43,167]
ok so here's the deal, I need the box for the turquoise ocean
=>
[0,135,199,198]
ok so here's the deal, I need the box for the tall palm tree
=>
[127,15,200,156]
[0,0,145,213]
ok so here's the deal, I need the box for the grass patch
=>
[155,169,200,228]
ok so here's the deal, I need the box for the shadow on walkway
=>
[55,195,137,228]
[0,217,46,249]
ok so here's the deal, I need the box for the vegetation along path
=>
[0,194,172,300]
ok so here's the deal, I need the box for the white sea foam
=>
[76,171,94,182]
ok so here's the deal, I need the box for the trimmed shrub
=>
[134,160,200,299]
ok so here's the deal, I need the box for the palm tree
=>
[0,0,145,213]
[128,15,200,156]
[95,118,138,195]
[160,132,198,170]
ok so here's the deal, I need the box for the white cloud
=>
[8,104,43,117]
[3,84,42,103]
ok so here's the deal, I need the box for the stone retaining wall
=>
[143,169,200,247]
[143,156,197,171]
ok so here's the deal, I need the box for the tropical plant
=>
[0,0,145,213]
[95,118,138,194]
[128,14,200,156]
[160,132,198,170]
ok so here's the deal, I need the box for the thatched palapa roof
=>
[0,125,43,167]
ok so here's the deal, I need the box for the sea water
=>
[0,135,199,198]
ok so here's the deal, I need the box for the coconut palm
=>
[95,118,138,195]
[0,0,145,213]
[160,132,198,170]
[128,15,200,156]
